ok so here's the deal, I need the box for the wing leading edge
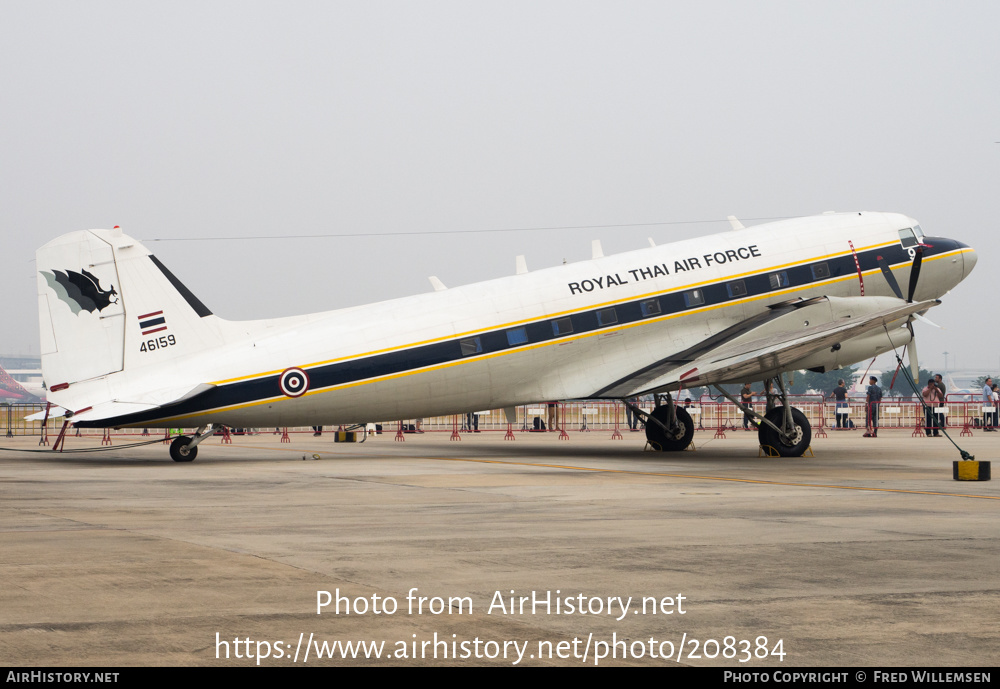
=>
[595,296,938,398]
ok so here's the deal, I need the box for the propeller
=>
[906,246,923,303]
[876,246,924,304]
[876,255,904,300]
[876,246,926,385]
[906,324,920,387]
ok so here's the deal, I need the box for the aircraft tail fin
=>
[0,364,38,401]
[37,228,223,393]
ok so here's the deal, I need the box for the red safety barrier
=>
[38,402,50,446]
[912,403,927,437]
[713,402,727,439]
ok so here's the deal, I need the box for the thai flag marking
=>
[139,310,167,335]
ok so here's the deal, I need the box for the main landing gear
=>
[715,375,811,457]
[169,425,217,462]
[757,406,811,457]
[625,393,695,451]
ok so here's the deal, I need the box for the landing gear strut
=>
[169,425,217,462]
[757,406,811,457]
[627,393,694,451]
[714,376,812,457]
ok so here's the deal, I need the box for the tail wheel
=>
[645,406,694,451]
[170,436,197,462]
[757,406,811,457]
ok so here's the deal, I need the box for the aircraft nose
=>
[963,243,978,279]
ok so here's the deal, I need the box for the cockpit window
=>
[913,224,924,239]
[899,228,918,248]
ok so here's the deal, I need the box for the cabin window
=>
[596,308,618,326]
[551,317,573,336]
[640,298,661,317]
[811,262,831,280]
[769,271,789,290]
[506,327,528,346]
[726,280,747,298]
[684,289,705,307]
[460,337,482,356]
[899,227,918,248]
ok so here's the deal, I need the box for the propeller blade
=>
[913,312,942,329]
[906,246,924,302]
[876,255,904,300]
[908,328,920,386]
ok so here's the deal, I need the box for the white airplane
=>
[33,211,976,461]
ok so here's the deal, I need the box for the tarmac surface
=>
[1,426,997,667]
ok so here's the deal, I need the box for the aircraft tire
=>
[757,407,811,457]
[645,406,694,451]
[170,436,197,463]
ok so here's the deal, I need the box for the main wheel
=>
[645,406,695,451]
[170,436,197,462]
[757,406,811,457]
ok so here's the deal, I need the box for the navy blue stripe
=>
[77,239,956,427]
[139,317,166,329]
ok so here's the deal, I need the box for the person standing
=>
[993,383,1000,428]
[933,374,947,431]
[625,396,639,431]
[740,383,756,429]
[983,378,995,431]
[864,376,882,437]
[830,379,849,429]
[921,379,942,437]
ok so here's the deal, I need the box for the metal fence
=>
[5,395,998,443]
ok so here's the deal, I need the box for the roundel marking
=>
[279,367,310,398]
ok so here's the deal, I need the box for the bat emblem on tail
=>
[42,268,119,314]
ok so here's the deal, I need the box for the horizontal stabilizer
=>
[28,383,215,423]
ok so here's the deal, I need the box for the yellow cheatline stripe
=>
[216,445,997,501]
[154,247,969,423]
[209,238,916,386]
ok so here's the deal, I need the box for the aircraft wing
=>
[596,296,937,398]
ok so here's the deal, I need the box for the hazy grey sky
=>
[3,1,998,374]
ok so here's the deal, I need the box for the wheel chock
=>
[953,460,991,481]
